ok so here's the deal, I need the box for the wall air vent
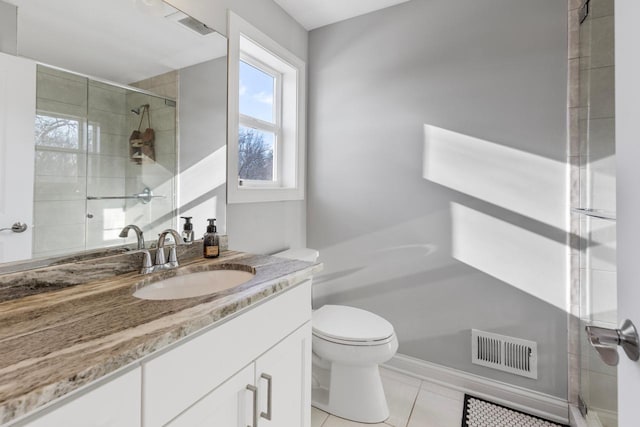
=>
[471,329,538,379]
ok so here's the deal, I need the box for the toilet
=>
[274,248,398,423]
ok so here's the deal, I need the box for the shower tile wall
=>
[127,71,177,241]
[86,80,129,250]
[33,66,88,258]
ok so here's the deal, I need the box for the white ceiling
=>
[273,0,412,30]
[5,0,227,84]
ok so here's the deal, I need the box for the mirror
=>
[0,0,227,270]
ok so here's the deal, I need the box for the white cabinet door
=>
[166,364,254,427]
[255,322,311,427]
[22,368,141,427]
[0,52,35,263]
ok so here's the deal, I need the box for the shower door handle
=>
[586,319,640,366]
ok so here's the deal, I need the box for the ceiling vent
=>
[165,10,215,36]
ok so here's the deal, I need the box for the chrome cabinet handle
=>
[0,222,27,233]
[260,373,273,420]
[246,384,258,427]
[586,319,640,366]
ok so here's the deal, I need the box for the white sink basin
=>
[133,269,254,300]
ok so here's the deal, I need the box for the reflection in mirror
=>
[33,67,177,258]
[0,0,228,268]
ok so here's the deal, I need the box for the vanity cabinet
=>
[21,368,141,427]
[142,280,312,427]
[13,280,312,427]
[167,324,311,427]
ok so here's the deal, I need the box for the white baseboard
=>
[385,354,569,424]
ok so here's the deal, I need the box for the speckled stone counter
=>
[0,250,320,425]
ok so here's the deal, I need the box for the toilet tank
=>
[274,248,319,262]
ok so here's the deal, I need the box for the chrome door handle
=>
[0,222,27,233]
[246,384,258,427]
[260,373,273,420]
[586,319,640,366]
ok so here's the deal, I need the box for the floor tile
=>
[419,379,464,401]
[312,407,329,427]
[380,369,420,427]
[407,389,463,427]
[380,367,422,388]
[322,415,388,427]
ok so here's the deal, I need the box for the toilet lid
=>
[312,305,394,343]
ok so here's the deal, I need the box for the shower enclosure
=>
[33,65,177,258]
[575,0,617,426]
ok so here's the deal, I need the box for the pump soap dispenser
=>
[203,218,219,258]
[181,216,194,243]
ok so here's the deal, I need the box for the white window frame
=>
[238,54,282,186]
[227,11,306,203]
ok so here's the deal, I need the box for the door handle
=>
[586,319,640,366]
[246,384,258,427]
[0,222,27,233]
[260,373,273,421]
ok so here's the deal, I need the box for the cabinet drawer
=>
[21,368,141,427]
[143,281,311,427]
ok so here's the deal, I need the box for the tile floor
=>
[311,367,464,427]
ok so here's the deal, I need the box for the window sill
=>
[227,185,304,204]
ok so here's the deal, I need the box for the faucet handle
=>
[167,246,179,268]
[154,247,166,267]
[140,250,154,274]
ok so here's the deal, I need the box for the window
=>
[228,12,306,203]
[238,58,279,184]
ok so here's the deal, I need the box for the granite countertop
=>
[0,250,320,425]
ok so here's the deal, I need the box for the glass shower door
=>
[577,1,617,426]
[85,80,176,251]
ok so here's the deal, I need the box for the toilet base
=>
[312,362,389,423]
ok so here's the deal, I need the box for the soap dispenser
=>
[203,218,219,258]
[181,216,194,243]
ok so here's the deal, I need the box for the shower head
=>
[130,104,150,115]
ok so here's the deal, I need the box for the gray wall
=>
[0,1,17,55]
[179,57,227,238]
[172,0,308,254]
[308,0,568,398]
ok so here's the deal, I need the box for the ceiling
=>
[273,0,412,30]
[3,0,411,83]
[5,0,227,84]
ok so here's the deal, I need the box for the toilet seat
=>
[312,305,395,346]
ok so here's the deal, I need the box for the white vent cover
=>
[471,330,538,379]
[165,10,215,36]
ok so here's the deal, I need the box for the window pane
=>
[239,60,275,123]
[238,126,274,181]
[35,114,82,149]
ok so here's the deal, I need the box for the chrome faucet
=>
[119,224,145,250]
[154,229,183,270]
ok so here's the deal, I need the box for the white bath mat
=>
[462,395,569,427]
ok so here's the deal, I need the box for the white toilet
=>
[274,248,398,423]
